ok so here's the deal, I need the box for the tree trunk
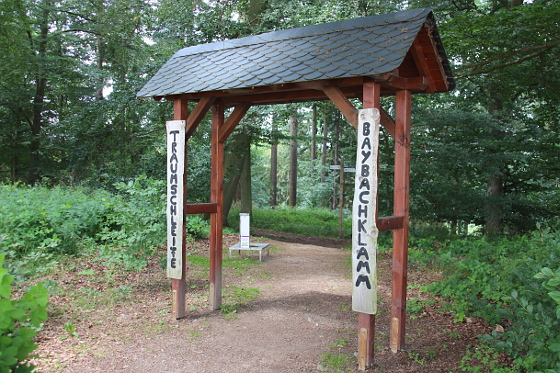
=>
[311,104,317,161]
[332,113,340,209]
[486,176,503,236]
[321,111,328,183]
[240,142,252,215]
[95,35,104,101]
[486,100,505,236]
[289,115,298,207]
[29,3,50,185]
[270,123,278,206]
[222,133,249,227]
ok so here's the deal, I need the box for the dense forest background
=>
[1,0,559,235]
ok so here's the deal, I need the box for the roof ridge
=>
[174,8,432,58]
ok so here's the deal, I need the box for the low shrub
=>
[426,225,560,372]
[0,254,49,372]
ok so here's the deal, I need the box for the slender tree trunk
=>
[486,100,505,236]
[486,176,503,236]
[240,142,252,215]
[311,104,317,161]
[95,35,104,101]
[29,4,50,185]
[270,123,278,206]
[289,115,298,207]
[321,111,328,183]
[222,133,249,227]
[332,113,340,209]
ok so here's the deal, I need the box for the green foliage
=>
[0,254,49,372]
[460,343,514,373]
[230,206,352,239]
[0,184,112,259]
[427,226,560,371]
[96,175,166,270]
[221,286,260,316]
[319,352,354,373]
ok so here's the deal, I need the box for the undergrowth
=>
[0,177,209,281]
[229,206,352,239]
[424,224,560,372]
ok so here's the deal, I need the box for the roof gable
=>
[138,8,454,102]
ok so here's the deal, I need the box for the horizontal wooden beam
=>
[376,215,405,231]
[186,203,218,214]
[218,103,251,143]
[385,76,429,91]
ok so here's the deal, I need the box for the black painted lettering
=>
[170,195,177,206]
[171,184,178,195]
[358,232,367,246]
[169,130,179,142]
[170,217,177,236]
[361,164,369,177]
[355,275,372,289]
[363,121,370,136]
[358,218,367,233]
[169,152,178,164]
[358,204,368,218]
[357,260,371,274]
[356,246,369,260]
[361,150,371,163]
[359,190,370,204]
[361,137,371,150]
[170,258,177,268]
[169,173,178,185]
[359,177,370,191]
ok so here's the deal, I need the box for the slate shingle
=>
[138,8,453,98]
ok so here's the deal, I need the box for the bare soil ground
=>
[30,234,490,373]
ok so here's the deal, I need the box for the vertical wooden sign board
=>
[352,108,380,313]
[166,120,186,279]
[352,108,380,369]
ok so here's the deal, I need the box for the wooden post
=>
[356,81,380,370]
[171,98,189,319]
[209,100,224,310]
[338,156,344,239]
[390,90,411,352]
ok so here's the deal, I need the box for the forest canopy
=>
[0,0,559,235]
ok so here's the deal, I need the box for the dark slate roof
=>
[138,8,451,99]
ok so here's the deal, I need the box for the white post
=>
[166,120,186,279]
[239,213,250,249]
[352,108,380,314]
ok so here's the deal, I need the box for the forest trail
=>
[34,238,486,373]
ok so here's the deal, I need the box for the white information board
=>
[352,108,380,314]
[166,120,186,279]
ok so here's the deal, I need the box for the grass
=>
[229,206,352,239]
[221,285,260,318]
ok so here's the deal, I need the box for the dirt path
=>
[33,238,488,372]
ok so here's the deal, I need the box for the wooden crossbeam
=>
[322,85,358,129]
[186,97,215,139]
[410,39,437,93]
[376,216,405,231]
[380,108,395,138]
[218,103,251,143]
[185,203,218,214]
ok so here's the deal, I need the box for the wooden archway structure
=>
[139,8,454,369]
